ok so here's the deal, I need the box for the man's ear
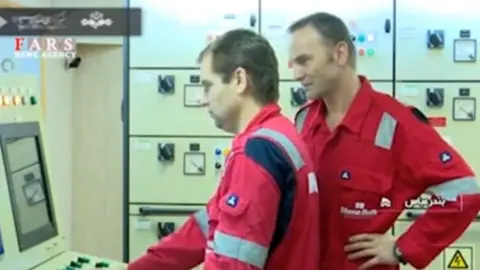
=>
[233,67,248,94]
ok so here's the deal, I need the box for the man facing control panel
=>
[121,29,320,270]
[288,12,480,270]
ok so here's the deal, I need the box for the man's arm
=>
[204,137,282,269]
[128,207,209,270]
[395,123,480,269]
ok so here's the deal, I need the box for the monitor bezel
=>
[0,122,58,252]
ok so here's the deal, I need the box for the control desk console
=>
[31,252,124,270]
[0,75,125,270]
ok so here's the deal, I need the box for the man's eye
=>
[297,58,308,65]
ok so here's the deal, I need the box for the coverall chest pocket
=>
[216,194,251,229]
[339,170,392,221]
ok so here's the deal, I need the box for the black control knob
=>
[290,87,307,106]
[158,75,175,94]
[426,88,444,107]
[215,162,222,169]
[427,30,444,49]
[158,143,175,162]
[157,222,176,239]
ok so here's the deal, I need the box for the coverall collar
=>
[242,103,281,134]
[337,75,374,133]
[314,75,373,134]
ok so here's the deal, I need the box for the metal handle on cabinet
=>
[138,207,198,216]
[384,18,391,33]
[250,14,257,28]
[405,211,480,221]
[120,99,124,122]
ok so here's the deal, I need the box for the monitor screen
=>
[1,127,58,252]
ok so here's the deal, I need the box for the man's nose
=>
[200,96,209,107]
[292,66,305,81]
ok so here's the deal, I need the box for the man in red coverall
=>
[288,12,480,270]
[127,29,320,270]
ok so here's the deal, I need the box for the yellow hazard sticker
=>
[445,247,473,270]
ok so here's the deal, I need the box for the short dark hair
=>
[197,29,279,104]
[288,12,356,68]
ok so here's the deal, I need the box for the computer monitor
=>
[0,122,58,252]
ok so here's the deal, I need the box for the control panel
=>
[0,74,125,270]
[130,69,233,136]
[129,137,232,203]
[396,0,479,80]
[127,0,479,268]
[128,0,260,68]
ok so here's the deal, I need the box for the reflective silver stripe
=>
[426,177,480,201]
[207,240,213,249]
[211,230,268,268]
[374,112,397,150]
[194,208,208,237]
[294,107,309,132]
[252,128,305,169]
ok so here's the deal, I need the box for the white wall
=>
[42,45,124,260]
[70,45,124,260]
[44,59,74,247]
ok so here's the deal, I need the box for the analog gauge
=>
[453,97,476,121]
[184,152,206,175]
[23,180,46,205]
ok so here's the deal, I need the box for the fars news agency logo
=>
[14,37,76,59]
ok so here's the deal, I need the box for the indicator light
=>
[358,49,365,56]
[13,96,22,105]
[358,34,366,43]
[223,148,230,156]
[367,34,374,41]
[214,149,222,155]
[367,49,374,56]
[3,96,11,106]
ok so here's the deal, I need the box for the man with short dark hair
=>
[288,12,480,270]
[127,29,320,270]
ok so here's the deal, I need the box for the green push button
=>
[95,261,110,268]
[78,257,90,264]
[70,261,82,268]
[30,96,37,105]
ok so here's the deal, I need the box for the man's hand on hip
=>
[344,233,399,270]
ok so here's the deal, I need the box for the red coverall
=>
[295,76,480,270]
[129,104,320,270]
